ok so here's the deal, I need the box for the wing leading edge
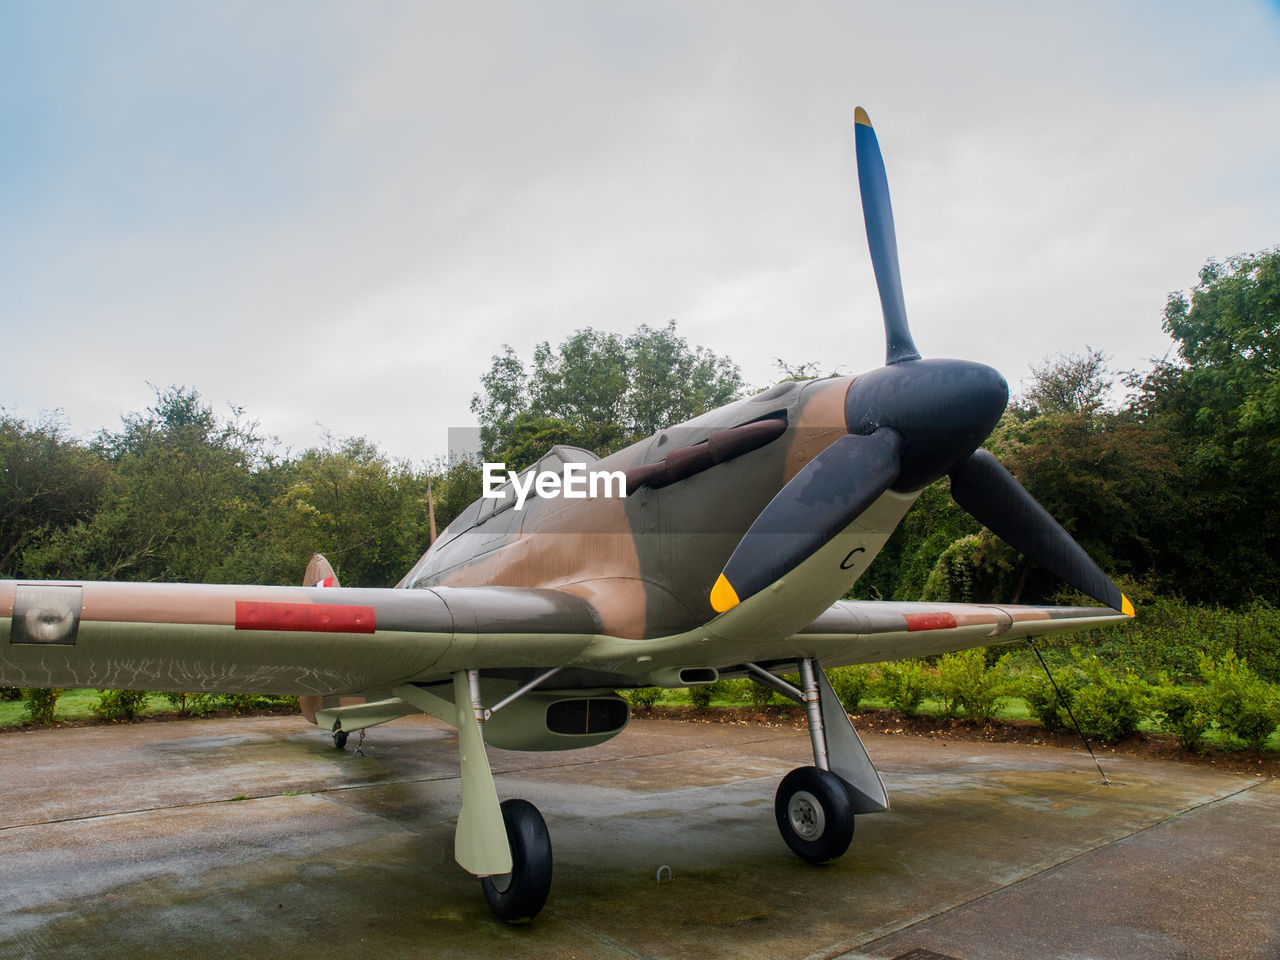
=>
[790,599,1129,666]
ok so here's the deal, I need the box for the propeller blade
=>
[949,450,1133,614]
[711,429,903,612]
[855,107,920,366]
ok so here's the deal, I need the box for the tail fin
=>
[303,553,340,588]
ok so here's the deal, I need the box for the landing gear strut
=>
[751,657,889,865]
[395,672,559,924]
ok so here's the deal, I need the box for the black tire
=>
[774,766,854,864]
[481,798,553,923]
[333,729,348,750]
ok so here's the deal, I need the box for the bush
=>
[876,660,934,716]
[1066,596,1280,684]
[747,678,776,710]
[747,671,801,709]
[1151,683,1212,751]
[1225,694,1279,751]
[1,687,23,702]
[159,692,219,715]
[1199,652,1279,750]
[827,665,872,712]
[187,693,218,715]
[95,689,149,721]
[23,688,62,725]
[1020,669,1078,730]
[624,687,661,708]
[688,683,716,711]
[717,678,752,705]
[937,649,1010,724]
[1071,655,1150,742]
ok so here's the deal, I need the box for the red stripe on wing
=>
[904,612,958,632]
[235,601,376,633]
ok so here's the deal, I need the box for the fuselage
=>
[403,376,852,639]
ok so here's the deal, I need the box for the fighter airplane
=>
[0,108,1132,923]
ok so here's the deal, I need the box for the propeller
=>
[950,450,1133,615]
[855,106,919,366]
[712,430,903,612]
[710,108,1132,617]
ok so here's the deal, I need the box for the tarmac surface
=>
[1,713,1276,960]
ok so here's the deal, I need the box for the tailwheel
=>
[775,766,854,864]
[481,798,553,923]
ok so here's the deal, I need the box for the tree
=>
[1124,250,1280,602]
[0,411,108,579]
[263,435,430,587]
[983,409,1184,601]
[1156,250,1280,475]
[1018,347,1113,418]
[424,456,484,537]
[22,387,279,584]
[471,321,745,466]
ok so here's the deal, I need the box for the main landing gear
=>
[748,657,889,865]
[359,659,881,923]
[317,673,559,923]
[390,670,561,924]
[775,765,855,863]
[480,799,554,922]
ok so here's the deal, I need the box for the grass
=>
[0,690,172,728]
[0,690,295,730]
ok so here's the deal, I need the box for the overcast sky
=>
[3,1,1278,463]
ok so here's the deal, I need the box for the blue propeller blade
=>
[855,107,920,366]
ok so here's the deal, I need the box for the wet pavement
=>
[1,714,1276,959]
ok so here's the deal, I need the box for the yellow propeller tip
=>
[710,574,740,613]
[1121,594,1135,617]
[854,106,872,127]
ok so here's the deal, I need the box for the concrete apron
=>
[0,715,1275,960]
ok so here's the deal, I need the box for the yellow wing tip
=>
[854,106,871,127]
[1121,594,1135,617]
[710,574,740,613]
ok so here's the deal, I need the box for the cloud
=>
[2,1,1278,460]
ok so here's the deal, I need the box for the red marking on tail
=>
[235,601,375,633]
[904,612,958,632]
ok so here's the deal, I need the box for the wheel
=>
[333,729,348,750]
[481,798,553,923]
[774,766,854,864]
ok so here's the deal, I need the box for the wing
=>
[0,580,601,696]
[2,578,1126,697]
[785,598,1128,667]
